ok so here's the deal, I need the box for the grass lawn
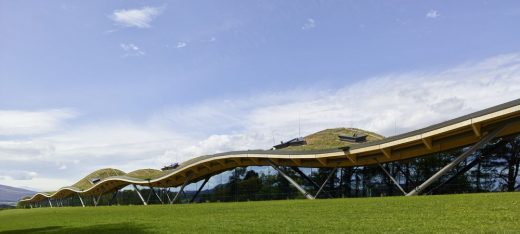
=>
[0,192,518,233]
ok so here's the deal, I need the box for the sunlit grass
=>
[1,192,519,233]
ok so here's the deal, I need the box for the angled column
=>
[146,187,163,204]
[77,193,85,207]
[426,156,483,194]
[407,123,509,196]
[291,167,321,190]
[48,199,53,208]
[109,190,119,206]
[171,174,193,204]
[290,167,333,198]
[267,160,314,200]
[315,167,338,198]
[164,188,172,204]
[190,177,210,203]
[133,184,147,205]
[93,193,103,207]
[376,160,407,195]
[146,187,153,204]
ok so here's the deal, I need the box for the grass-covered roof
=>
[278,128,384,151]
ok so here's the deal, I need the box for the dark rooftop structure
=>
[338,133,368,143]
[272,137,306,149]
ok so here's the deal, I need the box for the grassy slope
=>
[280,127,384,151]
[71,168,126,190]
[125,169,170,180]
[1,192,518,233]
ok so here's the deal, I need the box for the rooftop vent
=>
[161,162,179,171]
[272,137,306,150]
[338,133,368,143]
[89,177,101,184]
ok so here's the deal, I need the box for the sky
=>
[1,1,520,191]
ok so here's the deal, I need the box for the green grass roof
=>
[126,169,169,180]
[70,168,126,190]
[278,127,384,151]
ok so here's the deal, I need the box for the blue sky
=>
[1,1,520,190]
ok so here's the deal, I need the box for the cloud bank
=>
[0,109,77,136]
[1,53,520,191]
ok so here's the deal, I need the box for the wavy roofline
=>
[20,98,520,203]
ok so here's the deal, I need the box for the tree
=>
[484,136,520,191]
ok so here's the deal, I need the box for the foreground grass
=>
[1,192,519,233]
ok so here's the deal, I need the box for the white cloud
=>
[0,109,77,136]
[176,42,187,48]
[426,9,440,19]
[2,53,520,191]
[0,170,37,180]
[120,43,145,56]
[302,18,316,30]
[110,6,163,28]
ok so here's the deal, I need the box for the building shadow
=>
[0,223,150,234]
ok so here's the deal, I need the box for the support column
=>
[147,186,163,204]
[190,177,210,203]
[290,167,333,198]
[164,188,172,204]
[171,174,193,204]
[97,193,103,206]
[77,193,85,207]
[146,187,153,204]
[426,156,483,194]
[407,123,509,196]
[376,161,407,195]
[109,190,119,206]
[48,198,53,208]
[267,160,314,200]
[315,167,338,198]
[133,184,147,205]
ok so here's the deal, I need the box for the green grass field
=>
[1,192,518,233]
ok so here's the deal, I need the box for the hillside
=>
[0,184,35,205]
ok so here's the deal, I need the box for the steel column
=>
[146,187,153,204]
[77,193,85,207]
[427,156,483,194]
[109,190,119,206]
[164,188,172,204]
[133,184,148,205]
[291,167,321,190]
[93,193,102,207]
[190,177,210,203]
[48,199,53,208]
[147,186,163,204]
[267,160,314,200]
[171,174,193,204]
[376,161,407,195]
[315,167,338,198]
[291,167,334,198]
[407,123,509,196]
